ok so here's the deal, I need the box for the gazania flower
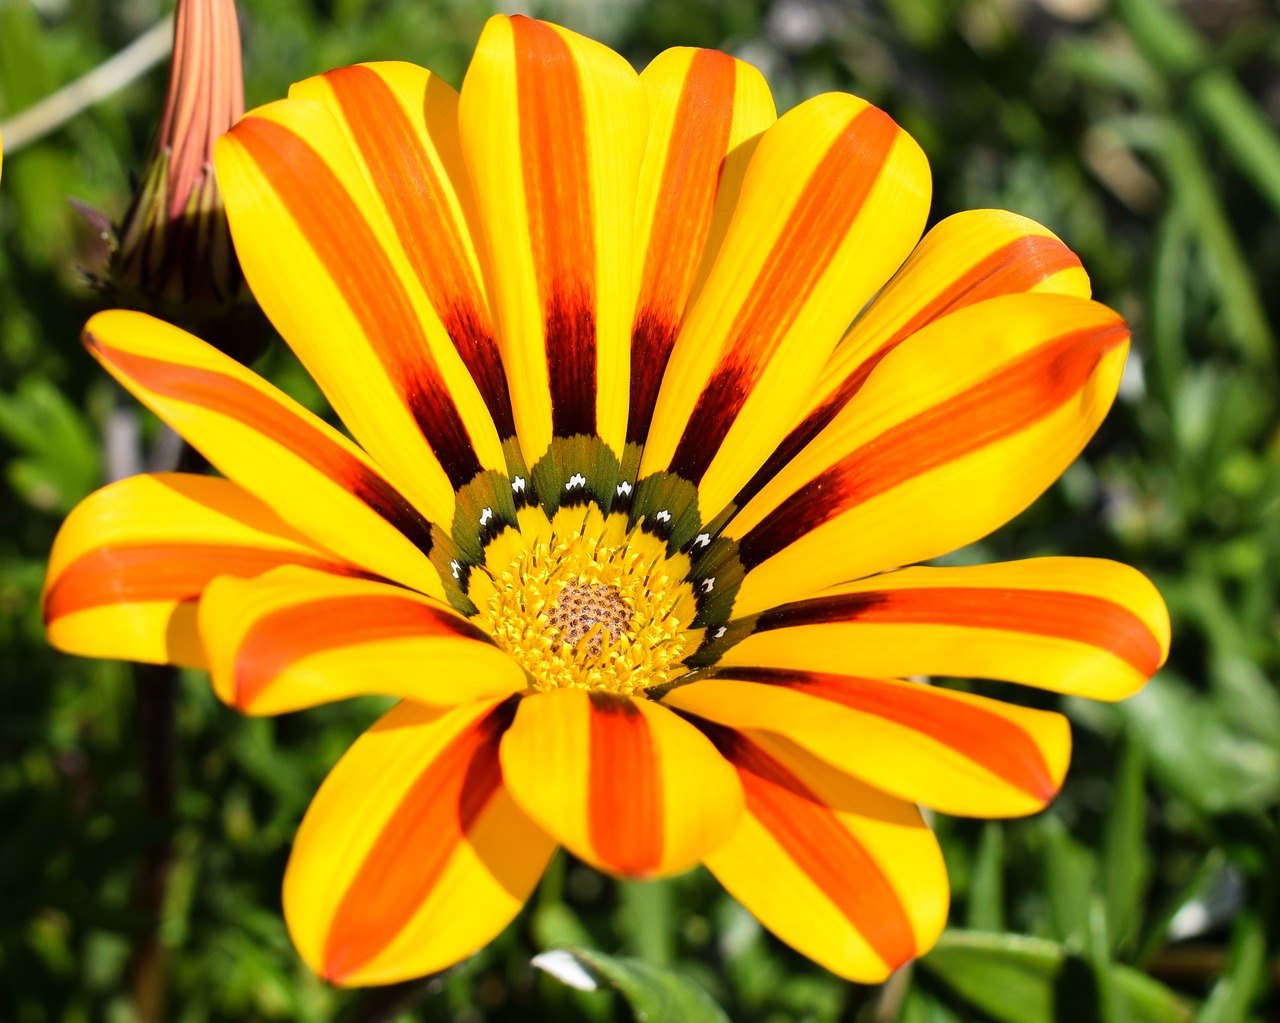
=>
[44,15,1168,987]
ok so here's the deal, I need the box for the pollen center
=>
[468,506,701,695]
[545,581,632,657]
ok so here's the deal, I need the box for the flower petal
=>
[216,88,506,524]
[639,91,930,520]
[459,15,647,464]
[43,473,360,668]
[721,292,1129,615]
[289,62,517,447]
[732,209,1091,512]
[198,565,527,715]
[499,688,743,877]
[83,309,441,596]
[695,723,947,982]
[720,558,1169,700]
[285,698,554,987]
[663,670,1070,818]
[627,47,775,450]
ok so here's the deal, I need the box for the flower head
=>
[44,17,1169,987]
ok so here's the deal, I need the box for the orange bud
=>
[107,0,267,361]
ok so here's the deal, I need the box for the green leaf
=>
[1117,0,1280,216]
[533,947,731,1023]
[1102,736,1150,952]
[1192,73,1280,219]
[919,930,1194,1023]
[1118,672,1280,815]
[1086,897,1130,1023]
[531,901,595,952]
[966,822,1005,933]
[1041,815,1095,949]
[1148,204,1193,406]
[0,377,100,514]
[1158,121,1275,369]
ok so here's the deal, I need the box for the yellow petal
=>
[664,670,1071,818]
[628,47,775,448]
[720,557,1169,701]
[285,698,555,986]
[732,208,1093,512]
[199,564,528,715]
[639,91,930,521]
[459,15,647,464]
[289,62,517,447]
[216,84,506,525]
[499,688,743,877]
[43,473,351,668]
[83,309,442,597]
[722,293,1129,615]
[698,724,947,982]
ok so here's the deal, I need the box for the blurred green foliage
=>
[2,0,1279,1020]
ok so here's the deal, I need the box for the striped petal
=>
[663,669,1071,818]
[720,558,1169,701]
[84,309,441,597]
[288,62,516,448]
[43,473,360,668]
[627,47,775,450]
[216,82,506,525]
[722,292,1129,616]
[285,698,555,986]
[499,689,743,877]
[732,209,1091,512]
[459,15,647,465]
[696,723,947,982]
[638,91,930,521]
[198,565,527,715]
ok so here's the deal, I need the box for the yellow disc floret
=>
[470,505,700,694]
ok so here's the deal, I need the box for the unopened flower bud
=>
[102,0,268,362]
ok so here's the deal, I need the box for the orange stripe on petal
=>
[87,335,435,555]
[721,558,1168,702]
[43,544,362,622]
[230,116,484,487]
[875,234,1082,347]
[663,671,1069,816]
[323,700,515,983]
[629,50,739,445]
[756,587,1162,678]
[286,698,553,985]
[668,106,899,484]
[43,473,352,669]
[737,321,1128,570]
[460,16,644,462]
[724,668,1057,803]
[513,16,598,438]
[232,593,493,711]
[322,66,516,440]
[500,688,742,877]
[587,693,664,874]
[199,566,525,715]
[699,721,915,968]
[733,233,1084,511]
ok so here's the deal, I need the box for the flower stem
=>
[127,662,178,1023]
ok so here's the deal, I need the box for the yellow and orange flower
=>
[44,16,1169,987]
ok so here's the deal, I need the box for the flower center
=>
[469,508,699,694]
[544,580,632,657]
